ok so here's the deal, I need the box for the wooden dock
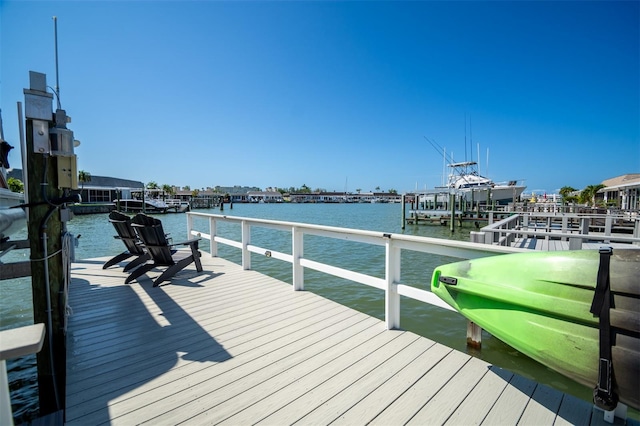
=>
[65,254,628,425]
[511,237,639,251]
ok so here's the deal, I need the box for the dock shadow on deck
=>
[65,255,622,425]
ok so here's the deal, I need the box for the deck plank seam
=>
[65,303,361,405]
[66,313,379,421]
[103,319,387,425]
[65,301,350,398]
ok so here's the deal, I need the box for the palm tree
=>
[161,184,174,200]
[300,184,311,193]
[78,170,91,190]
[579,184,605,206]
[559,186,576,205]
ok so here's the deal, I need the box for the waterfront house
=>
[289,191,402,203]
[8,169,144,204]
[247,191,284,203]
[598,173,640,211]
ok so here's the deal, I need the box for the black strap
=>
[590,247,618,411]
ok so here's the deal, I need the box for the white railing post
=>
[605,215,613,240]
[385,237,401,330]
[241,220,251,270]
[292,226,304,291]
[1,324,45,426]
[0,360,11,426]
[186,213,193,240]
[209,216,217,257]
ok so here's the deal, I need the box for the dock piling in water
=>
[401,194,406,230]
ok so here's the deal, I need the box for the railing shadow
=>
[65,261,231,424]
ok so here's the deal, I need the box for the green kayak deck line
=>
[431,249,640,410]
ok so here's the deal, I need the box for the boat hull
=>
[431,249,640,410]
[113,199,168,214]
[0,189,26,239]
[0,188,24,209]
[419,185,526,205]
[0,207,26,239]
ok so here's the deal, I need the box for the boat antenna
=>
[486,147,490,178]
[442,147,446,186]
[469,116,473,163]
[423,136,454,165]
[464,113,468,164]
[0,108,4,142]
[53,16,61,109]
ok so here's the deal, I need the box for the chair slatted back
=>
[131,214,174,266]
[109,211,145,255]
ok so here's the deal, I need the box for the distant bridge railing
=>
[185,212,525,330]
[478,212,640,248]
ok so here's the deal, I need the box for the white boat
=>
[165,199,190,213]
[0,187,24,209]
[113,198,169,214]
[419,161,526,205]
[0,110,26,239]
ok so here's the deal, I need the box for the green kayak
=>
[431,249,640,410]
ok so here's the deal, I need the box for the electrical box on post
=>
[50,109,75,156]
[57,156,78,189]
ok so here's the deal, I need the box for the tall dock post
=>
[22,19,80,418]
[401,194,406,230]
[449,192,455,232]
[23,71,71,416]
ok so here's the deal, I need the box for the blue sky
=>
[1,1,638,194]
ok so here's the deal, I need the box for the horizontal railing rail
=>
[186,212,526,329]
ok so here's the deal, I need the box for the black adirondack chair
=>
[125,213,203,287]
[103,211,150,272]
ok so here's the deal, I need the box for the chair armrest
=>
[170,237,201,247]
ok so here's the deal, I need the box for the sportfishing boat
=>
[419,161,526,205]
[431,249,639,411]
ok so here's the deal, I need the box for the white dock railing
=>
[185,212,525,329]
[479,212,640,247]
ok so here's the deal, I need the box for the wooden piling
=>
[24,72,66,415]
[467,321,482,349]
[449,193,455,232]
[401,194,406,230]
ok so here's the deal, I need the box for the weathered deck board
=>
[65,254,613,425]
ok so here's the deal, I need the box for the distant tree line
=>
[7,172,605,207]
[559,184,606,206]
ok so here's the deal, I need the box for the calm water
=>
[2,203,596,422]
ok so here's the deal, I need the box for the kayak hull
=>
[431,249,640,410]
